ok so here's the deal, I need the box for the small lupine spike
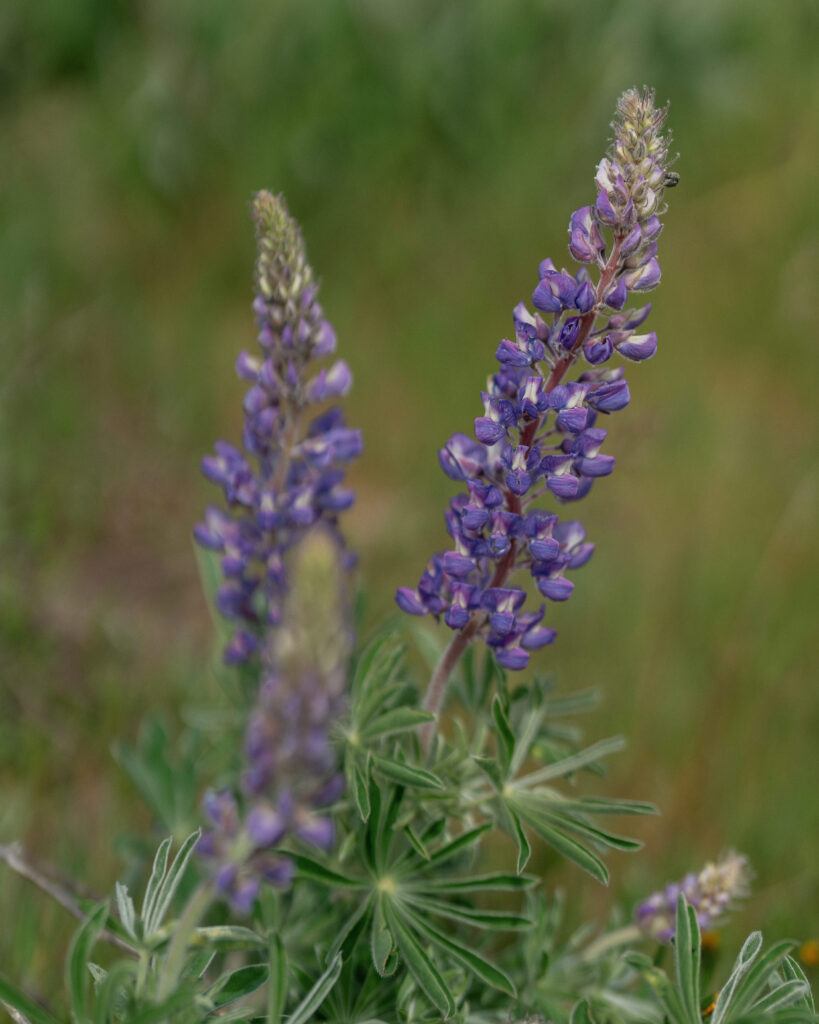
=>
[635,851,752,943]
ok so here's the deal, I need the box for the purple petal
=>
[537,576,575,601]
[395,587,427,615]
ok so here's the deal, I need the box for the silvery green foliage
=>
[0,89,816,1024]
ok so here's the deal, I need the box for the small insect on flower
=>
[663,170,681,188]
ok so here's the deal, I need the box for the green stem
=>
[156,883,213,1001]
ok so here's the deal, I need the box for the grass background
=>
[1,0,817,1007]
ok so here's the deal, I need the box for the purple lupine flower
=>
[195,191,361,667]
[397,88,675,672]
[199,529,351,911]
[635,851,752,943]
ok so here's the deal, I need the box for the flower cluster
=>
[195,191,361,666]
[635,851,752,943]
[396,88,674,670]
[199,529,351,910]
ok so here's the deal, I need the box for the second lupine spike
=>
[397,87,675,673]
[195,191,362,667]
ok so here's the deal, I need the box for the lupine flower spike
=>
[636,851,752,943]
[195,193,359,909]
[195,191,361,668]
[397,87,676,701]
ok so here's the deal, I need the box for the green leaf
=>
[673,894,701,1024]
[517,735,627,787]
[289,853,362,888]
[371,896,398,976]
[377,786,405,872]
[514,804,608,884]
[513,794,642,851]
[114,882,137,941]
[492,696,515,775]
[359,708,435,742]
[351,758,372,822]
[559,796,659,816]
[712,932,764,1024]
[544,688,600,716]
[416,872,537,893]
[267,933,287,1024]
[208,964,268,1009]
[506,806,531,873]
[326,895,373,963]
[191,925,267,951]
[726,940,797,1022]
[402,903,516,998]
[403,825,431,862]
[122,989,199,1024]
[402,894,531,930]
[472,754,503,790]
[355,642,407,723]
[351,634,393,698]
[66,903,108,1024]
[0,974,64,1024]
[382,902,455,1018]
[92,960,137,1024]
[782,956,815,1013]
[750,980,811,1016]
[417,825,491,871]
[287,953,343,1024]
[371,754,443,791]
[141,836,172,934]
[509,692,548,777]
[144,828,201,938]
[571,999,597,1024]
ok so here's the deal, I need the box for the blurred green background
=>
[1,0,818,1006]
